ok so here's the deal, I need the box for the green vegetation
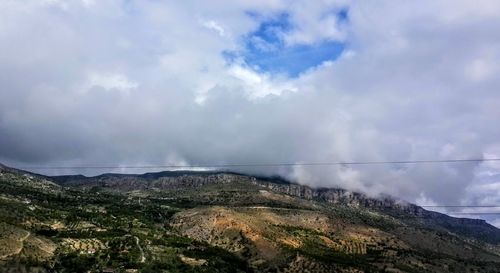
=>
[1,168,500,273]
[0,171,249,273]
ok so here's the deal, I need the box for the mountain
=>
[1,164,500,272]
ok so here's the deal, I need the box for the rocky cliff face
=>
[252,178,498,243]
[54,172,253,189]
[252,179,394,207]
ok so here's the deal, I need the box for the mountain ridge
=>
[2,163,500,272]
[6,163,497,240]
[45,167,500,243]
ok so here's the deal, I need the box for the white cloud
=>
[466,58,497,82]
[201,19,226,37]
[283,1,349,45]
[81,0,96,8]
[86,73,138,94]
[227,64,297,98]
[42,0,69,10]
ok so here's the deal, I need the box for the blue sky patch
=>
[337,8,349,23]
[225,11,347,77]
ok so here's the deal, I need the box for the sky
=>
[1,0,500,225]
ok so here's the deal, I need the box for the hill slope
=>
[1,164,500,272]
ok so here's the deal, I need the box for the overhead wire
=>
[10,158,500,214]
[20,157,500,170]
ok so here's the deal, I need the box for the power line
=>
[421,205,500,208]
[20,157,500,170]
[446,211,500,215]
[417,206,500,215]
[11,159,500,213]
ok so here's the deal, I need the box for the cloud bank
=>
[1,0,500,222]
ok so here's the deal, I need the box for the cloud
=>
[226,64,297,98]
[1,0,500,226]
[201,19,227,37]
[282,2,349,45]
[85,73,138,94]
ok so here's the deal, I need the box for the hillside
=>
[1,164,500,272]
